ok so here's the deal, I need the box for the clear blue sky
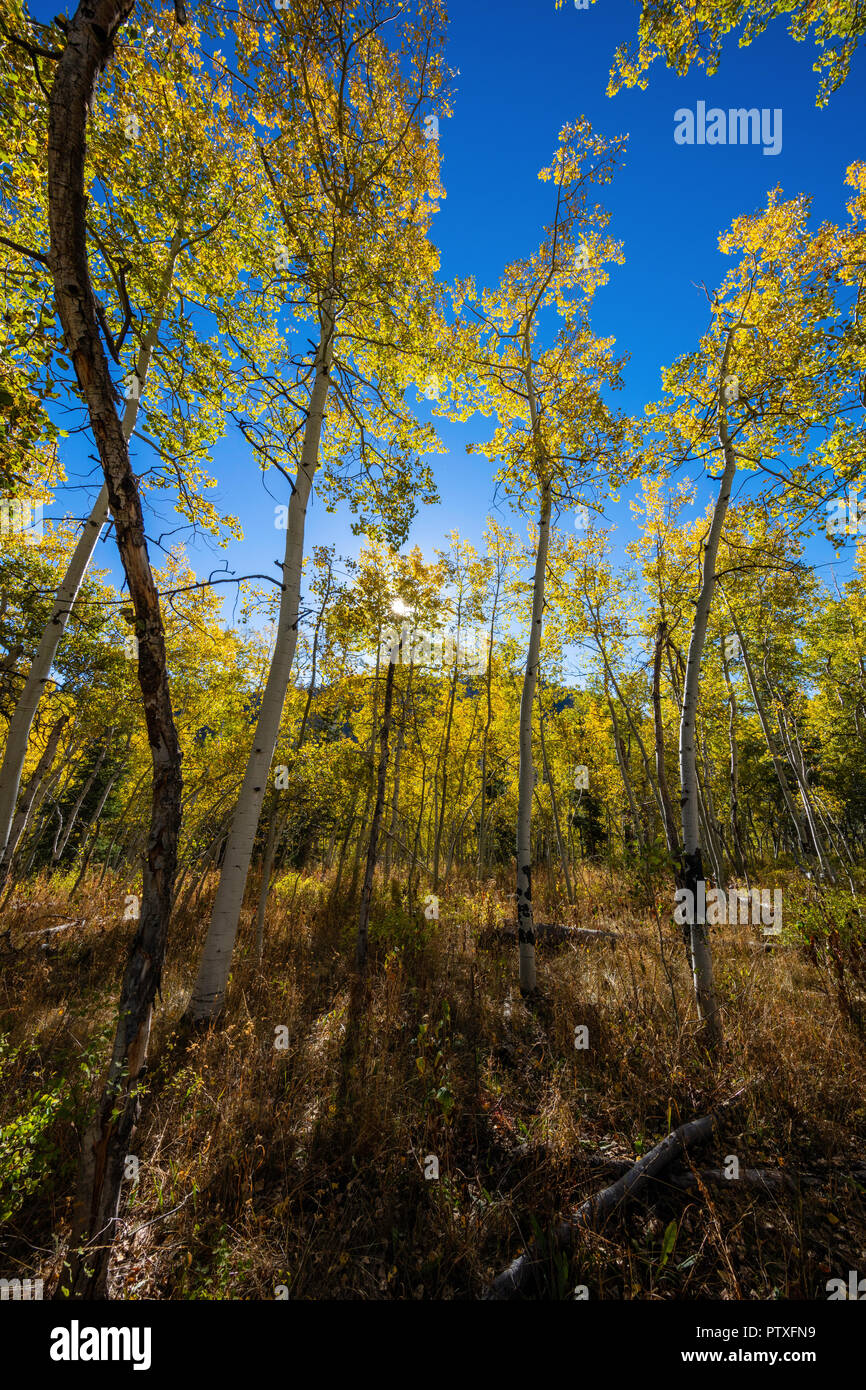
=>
[35,0,866,610]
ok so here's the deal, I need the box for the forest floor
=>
[1,865,865,1300]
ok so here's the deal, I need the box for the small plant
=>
[412,1001,455,1123]
[0,1032,107,1223]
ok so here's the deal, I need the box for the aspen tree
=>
[452,120,629,991]
[188,0,447,1019]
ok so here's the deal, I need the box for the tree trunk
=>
[432,603,462,890]
[71,763,125,896]
[355,647,396,971]
[349,634,383,901]
[0,217,185,872]
[720,591,812,866]
[255,803,279,965]
[761,655,835,881]
[0,714,68,885]
[538,700,574,903]
[53,738,110,864]
[477,568,501,879]
[47,0,184,1298]
[677,411,736,1050]
[720,642,748,881]
[384,666,411,880]
[652,621,681,859]
[607,688,644,853]
[187,299,334,1021]
[517,483,551,994]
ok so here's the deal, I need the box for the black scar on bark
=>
[681,846,704,946]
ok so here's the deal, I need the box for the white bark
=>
[0,713,69,882]
[188,300,335,1020]
[517,483,551,994]
[254,804,279,965]
[52,736,110,862]
[0,221,185,866]
[678,419,736,1048]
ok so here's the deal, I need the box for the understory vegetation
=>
[2,864,864,1298]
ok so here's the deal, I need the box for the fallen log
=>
[27,919,84,938]
[666,1166,808,1193]
[666,1165,866,1192]
[478,923,617,951]
[485,1086,748,1299]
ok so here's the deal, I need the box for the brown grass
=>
[1,864,864,1299]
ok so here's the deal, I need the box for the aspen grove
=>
[0,0,864,1316]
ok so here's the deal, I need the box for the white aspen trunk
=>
[764,664,835,881]
[0,221,185,867]
[349,632,383,900]
[355,646,397,971]
[517,483,551,994]
[607,688,645,851]
[477,563,501,879]
[255,805,279,965]
[696,737,726,884]
[188,301,334,1020]
[0,714,69,883]
[71,758,126,896]
[602,652,665,834]
[384,676,408,881]
[432,598,462,890]
[721,597,812,866]
[53,737,110,862]
[652,621,681,859]
[720,645,749,881]
[538,703,574,903]
[678,421,736,1049]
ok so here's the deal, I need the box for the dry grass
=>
[1,864,864,1299]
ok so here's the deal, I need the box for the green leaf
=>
[659,1218,678,1268]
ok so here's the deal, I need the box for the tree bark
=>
[477,558,502,879]
[0,220,185,872]
[517,482,551,994]
[0,713,68,885]
[432,599,462,891]
[53,737,110,863]
[355,645,396,971]
[254,802,279,965]
[47,0,183,1298]
[677,400,736,1051]
[187,298,334,1021]
[652,621,681,860]
[720,591,812,866]
[538,699,574,903]
[606,687,644,853]
[720,641,748,881]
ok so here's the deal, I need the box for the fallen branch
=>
[485,1086,748,1299]
[667,1167,809,1193]
[479,923,617,950]
[26,919,85,938]
[667,1164,866,1192]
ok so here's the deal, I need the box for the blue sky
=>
[35,0,866,613]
